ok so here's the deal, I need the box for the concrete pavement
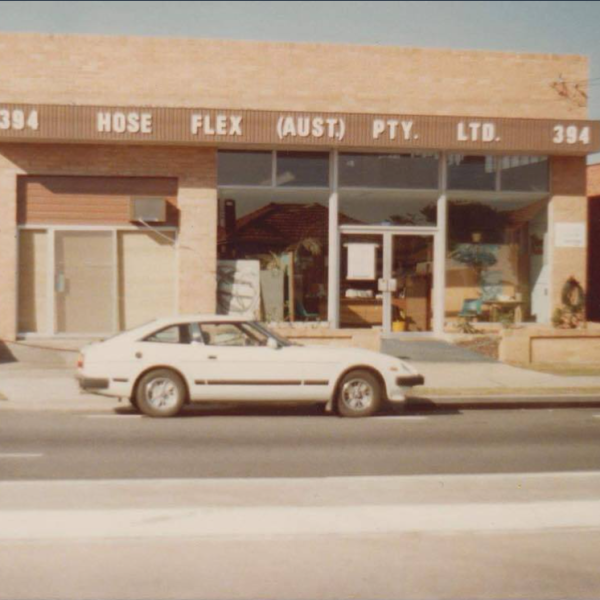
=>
[2,472,600,599]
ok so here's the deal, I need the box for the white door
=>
[194,322,332,401]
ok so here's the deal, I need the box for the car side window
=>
[143,324,192,344]
[200,323,268,347]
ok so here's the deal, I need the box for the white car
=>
[77,315,424,418]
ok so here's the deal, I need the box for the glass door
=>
[390,234,434,332]
[339,230,435,334]
[339,233,384,328]
[54,231,115,334]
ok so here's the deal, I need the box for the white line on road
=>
[373,416,428,421]
[3,470,600,485]
[0,453,43,459]
[1,500,599,541]
[84,415,142,419]
[425,393,600,400]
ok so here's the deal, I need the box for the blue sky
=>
[2,0,600,157]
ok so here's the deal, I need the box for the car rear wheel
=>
[337,369,382,418]
[136,369,186,418]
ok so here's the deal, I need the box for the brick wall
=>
[0,143,216,340]
[588,163,600,197]
[550,156,588,313]
[0,32,588,119]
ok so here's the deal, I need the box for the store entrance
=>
[339,231,434,334]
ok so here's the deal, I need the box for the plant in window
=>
[552,277,586,329]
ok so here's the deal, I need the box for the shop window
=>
[448,155,496,191]
[218,151,273,186]
[445,198,550,325]
[217,190,329,323]
[499,156,549,192]
[339,190,437,226]
[276,151,329,187]
[339,153,438,189]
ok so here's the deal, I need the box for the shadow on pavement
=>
[112,400,461,418]
[0,341,17,364]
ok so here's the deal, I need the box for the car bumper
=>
[78,376,110,392]
[396,374,425,388]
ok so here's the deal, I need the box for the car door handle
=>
[208,355,218,360]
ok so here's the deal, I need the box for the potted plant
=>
[392,309,407,332]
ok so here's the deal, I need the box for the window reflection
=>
[217,191,329,323]
[448,155,496,190]
[339,153,438,189]
[446,198,549,324]
[218,151,273,187]
[499,156,549,192]
[339,190,437,226]
[276,151,329,187]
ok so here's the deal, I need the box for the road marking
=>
[0,453,43,459]
[425,393,600,400]
[374,416,428,421]
[1,499,599,540]
[3,470,600,486]
[84,414,142,419]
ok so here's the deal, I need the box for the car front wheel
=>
[337,369,382,418]
[136,369,186,418]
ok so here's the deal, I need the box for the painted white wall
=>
[529,209,550,323]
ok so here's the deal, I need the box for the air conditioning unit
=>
[130,197,167,223]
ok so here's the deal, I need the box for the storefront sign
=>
[555,222,587,248]
[0,103,598,154]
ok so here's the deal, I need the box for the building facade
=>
[587,162,600,321]
[0,32,598,340]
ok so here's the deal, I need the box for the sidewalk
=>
[1,339,600,412]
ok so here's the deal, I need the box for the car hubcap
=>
[146,378,178,410]
[341,379,374,411]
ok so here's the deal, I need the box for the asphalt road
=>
[3,403,600,599]
[2,403,600,479]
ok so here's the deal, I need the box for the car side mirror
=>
[266,337,280,350]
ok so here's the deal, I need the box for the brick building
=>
[0,32,598,340]
[587,162,600,321]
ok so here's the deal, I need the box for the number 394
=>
[0,109,39,131]
[553,124,590,145]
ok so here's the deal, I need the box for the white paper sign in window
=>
[555,223,586,248]
[347,243,378,280]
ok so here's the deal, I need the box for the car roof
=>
[151,314,254,327]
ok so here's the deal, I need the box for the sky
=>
[1,0,600,158]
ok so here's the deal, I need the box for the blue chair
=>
[295,299,319,321]
[458,298,483,332]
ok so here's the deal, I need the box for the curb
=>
[407,393,600,411]
[2,394,600,414]
[414,386,600,397]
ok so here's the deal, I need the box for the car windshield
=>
[251,321,295,347]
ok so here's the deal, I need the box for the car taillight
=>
[77,354,84,369]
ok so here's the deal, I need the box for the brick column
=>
[177,151,218,315]
[0,155,18,340]
[550,156,587,315]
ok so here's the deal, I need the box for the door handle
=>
[208,355,218,360]
[55,273,66,293]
